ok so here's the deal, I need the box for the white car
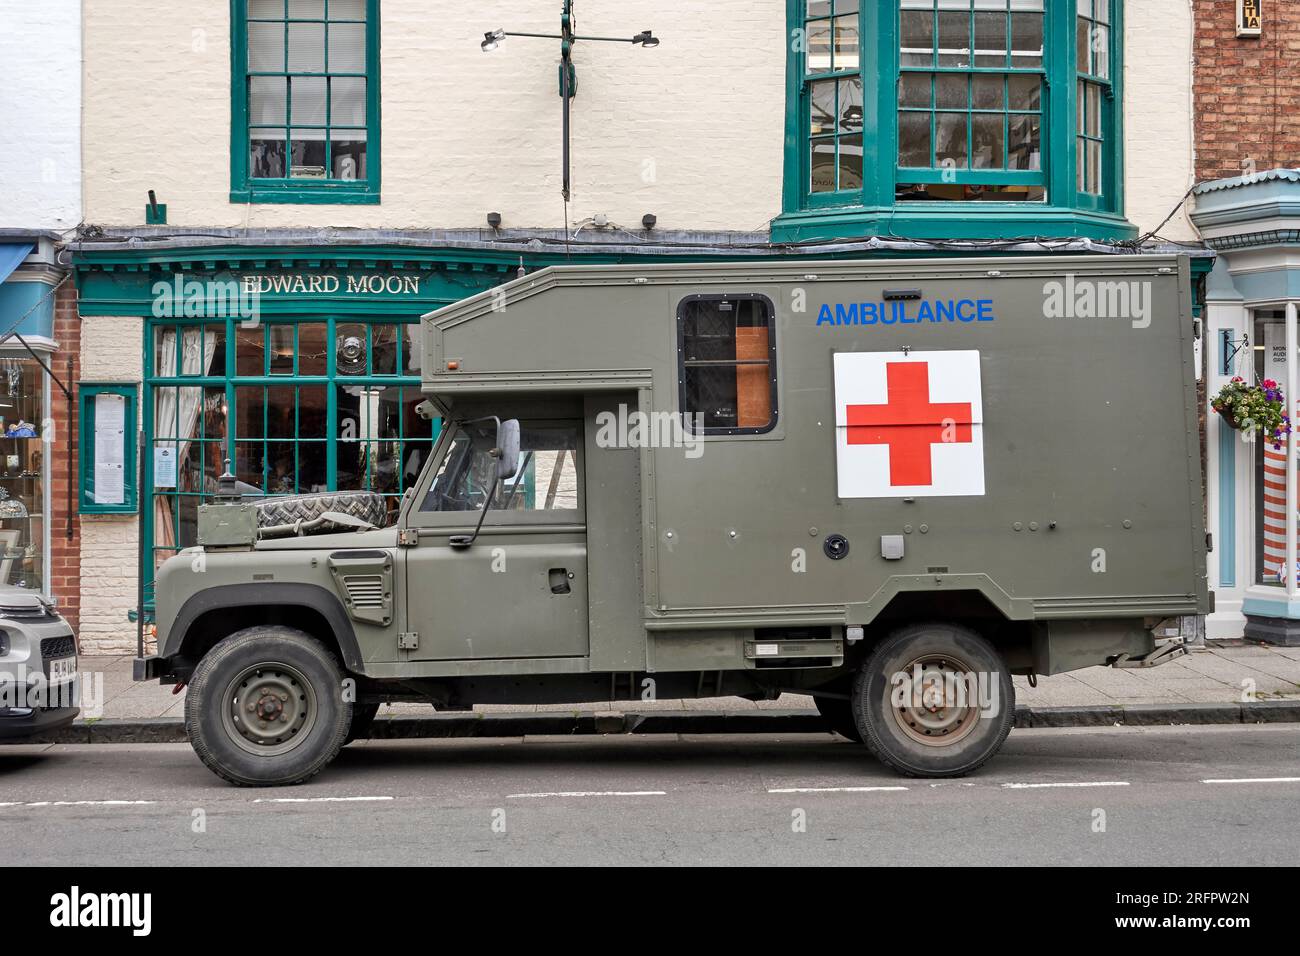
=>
[0,586,78,740]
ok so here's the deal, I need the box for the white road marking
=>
[0,800,157,808]
[252,795,395,804]
[767,786,909,794]
[505,790,667,799]
[1201,776,1300,785]
[1001,781,1129,789]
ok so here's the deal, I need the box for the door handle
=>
[548,568,572,595]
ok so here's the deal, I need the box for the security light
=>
[632,31,658,47]
[486,211,502,229]
[642,213,657,230]
[481,29,505,52]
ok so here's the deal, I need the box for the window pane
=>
[336,322,367,374]
[808,0,832,17]
[250,130,286,178]
[248,21,285,71]
[236,325,265,376]
[287,22,325,72]
[289,129,327,178]
[1008,73,1040,110]
[807,18,832,74]
[268,324,295,375]
[898,111,932,166]
[972,73,1003,109]
[936,72,967,109]
[971,113,1004,168]
[833,14,859,71]
[973,11,1007,67]
[329,135,366,180]
[299,384,327,435]
[204,324,228,379]
[1010,12,1042,66]
[1076,16,1089,71]
[249,0,284,17]
[202,386,227,441]
[1093,24,1110,79]
[1087,139,1102,193]
[267,385,295,438]
[290,75,327,125]
[330,76,366,125]
[1076,137,1086,191]
[937,11,971,67]
[329,0,366,19]
[250,77,287,125]
[899,10,935,67]
[298,323,328,376]
[810,79,836,135]
[838,77,863,133]
[328,22,366,72]
[679,299,774,432]
[235,441,266,492]
[838,134,863,189]
[266,442,297,494]
[288,0,324,16]
[235,386,265,439]
[1085,83,1102,136]
[1008,113,1041,168]
[1094,0,1109,23]
[935,112,968,167]
[899,72,931,108]
[372,324,399,374]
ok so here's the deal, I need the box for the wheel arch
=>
[161,583,365,675]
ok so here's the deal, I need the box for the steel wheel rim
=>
[888,653,982,748]
[221,662,318,757]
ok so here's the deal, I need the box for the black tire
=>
[814,694,863,743]
[344,703,380,745]
[852,623,1014,778]
[185,626,352,786]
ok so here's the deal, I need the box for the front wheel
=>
[185,627,352,786]
[852,623,1013,778]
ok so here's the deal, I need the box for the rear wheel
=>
[814,694,863,743]
[185,626,351,786]
[852,623,1013,778]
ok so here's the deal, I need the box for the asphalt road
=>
[1,725,1297,866]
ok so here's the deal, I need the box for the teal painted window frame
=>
[78,383,139,516]
[775,0,1131,241]
[229,0,382,205]
[142,313,435,608]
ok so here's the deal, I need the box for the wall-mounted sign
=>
[1238,0,1262,37]
[79,383,139,515]
[239,273,423,296]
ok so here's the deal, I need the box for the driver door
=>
[401,419,589,662]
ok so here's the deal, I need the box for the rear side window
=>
[677,294,777,435]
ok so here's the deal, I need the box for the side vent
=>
[328,550,394,626]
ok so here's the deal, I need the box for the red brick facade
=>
[1194,0,1300,181]
[49,280,80,635]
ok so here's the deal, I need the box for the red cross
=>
[846,362,973,486]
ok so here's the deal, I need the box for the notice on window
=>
[93,393,126,505]
[153,445,177,489]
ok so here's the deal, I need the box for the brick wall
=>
[1194,0,1300,181]
[49,281,80,636]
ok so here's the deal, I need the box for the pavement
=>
[1,725,1297,865]
[70,639,1300,725]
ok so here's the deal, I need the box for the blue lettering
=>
[956,299,977,322]
[977,299,996,322]
[817,303,834,326]
[883,302,898,325]
[935,299,954,323]
[861,302,879,325]
[915,301,933,324]
[836,303,858,326]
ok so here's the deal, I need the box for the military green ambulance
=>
[138,256,1210,785]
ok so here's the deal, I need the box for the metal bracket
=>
[398,632,419,651]
[1220,329,1249,376]
[1112,640,1187,669]
[398,529,419,547]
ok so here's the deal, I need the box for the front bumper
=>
[0,703,78,740]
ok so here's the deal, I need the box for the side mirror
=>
[494,419,520,479]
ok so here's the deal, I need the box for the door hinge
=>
[398,529,419,547]
[398,631,419,650]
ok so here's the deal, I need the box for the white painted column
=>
[1288,302,1299,600]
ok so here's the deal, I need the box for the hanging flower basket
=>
[1211,377,1291,449]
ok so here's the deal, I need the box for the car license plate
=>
[48,656,76,685]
